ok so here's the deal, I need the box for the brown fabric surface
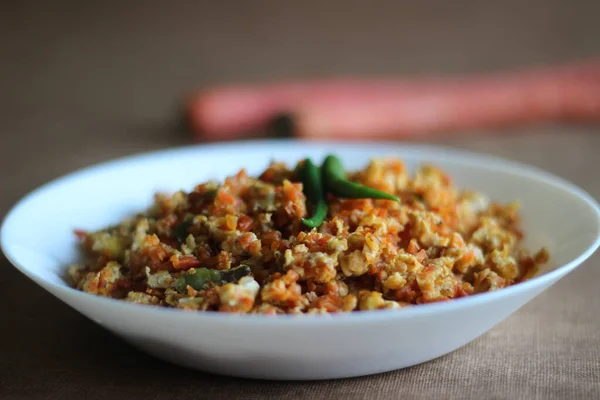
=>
[1,2,599,399]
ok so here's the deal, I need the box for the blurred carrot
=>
[186,59,600,140]
[186,80,411,138]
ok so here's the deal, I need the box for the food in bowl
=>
[69,154,548,314]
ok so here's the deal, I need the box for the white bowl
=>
[2,140,600,380]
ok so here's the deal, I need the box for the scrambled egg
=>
[69,159,548,313]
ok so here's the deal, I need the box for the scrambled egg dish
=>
[69,158,548,314]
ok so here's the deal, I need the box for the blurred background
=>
[3,1,600,217]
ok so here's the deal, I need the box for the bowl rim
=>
[2,139,600,326]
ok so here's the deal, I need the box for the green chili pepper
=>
[322,155,400,202]
[297,158,328,228]
[173,218,194,243]
[175,265,252,293]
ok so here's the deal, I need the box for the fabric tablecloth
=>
[1,2,599,399]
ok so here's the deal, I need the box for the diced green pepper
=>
[173,218,194,243]
[175,265,252,293]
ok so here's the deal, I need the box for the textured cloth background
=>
[1,1,599,399]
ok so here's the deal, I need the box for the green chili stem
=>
[322,155,400,202]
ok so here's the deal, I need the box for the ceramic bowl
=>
[2,140,599,380]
